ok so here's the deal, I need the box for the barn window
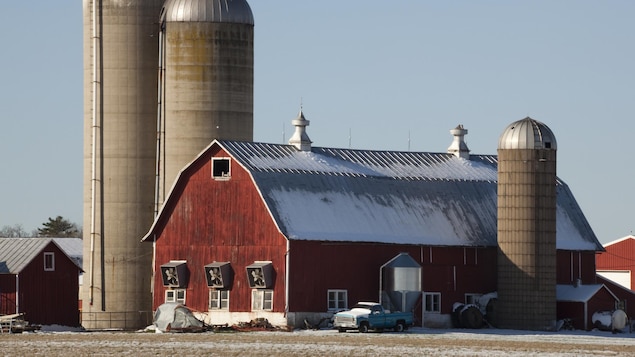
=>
[327,290,348,311]
[212,157,231,180]
[424,292,441,313]
[165,289,186,304]
[252,289,273,311]
[209,290,229,310]
[44,252,55,271]
[464,293,482,305]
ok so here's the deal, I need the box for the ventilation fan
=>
[204,262,233,289]
[160,261,188,288]
[246,262,273,288]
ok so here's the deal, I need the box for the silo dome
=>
[498,117,557,150]
[163,0,254,24]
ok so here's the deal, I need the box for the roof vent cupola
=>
[447,124,470,159]
[288,108,312,151]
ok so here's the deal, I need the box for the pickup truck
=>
[333,302,413,333]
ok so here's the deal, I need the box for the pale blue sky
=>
[0,1,633,243]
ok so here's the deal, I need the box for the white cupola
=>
[288,108,312,151]
[447,124,470,159]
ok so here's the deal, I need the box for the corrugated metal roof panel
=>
[0,238,51,273]
[146,140,602,251]
[217,141,601,251]
[221,141,499,182]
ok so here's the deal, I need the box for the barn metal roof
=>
[0,238,82,274]
[145,140,603,251]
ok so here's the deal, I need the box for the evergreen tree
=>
[38,216,81,238]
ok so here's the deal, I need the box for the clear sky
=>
[0,1,633,244]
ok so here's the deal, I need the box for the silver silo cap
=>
[163,0,254,24]
[498,117,557,150]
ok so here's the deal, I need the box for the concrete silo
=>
[158,0,254,201]
[82,0,163,329]
[497,117,557,330]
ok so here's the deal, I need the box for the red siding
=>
[557,287,618,331]
[152,147,287,313]
[597,275,635,319]
[150,143,603,329]
[288,242,497,314]
[0,275,17,314]
[556,250,597,285]
[0,242,80,327]
[596,237,635,289]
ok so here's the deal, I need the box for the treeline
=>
[0,216,82,238]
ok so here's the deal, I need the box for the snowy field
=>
[1,326,635,356]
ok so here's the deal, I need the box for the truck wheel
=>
[394,322,405,332]
[338,328,346,333]
[358,323,369,333]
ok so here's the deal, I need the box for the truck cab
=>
[333,302,413,333]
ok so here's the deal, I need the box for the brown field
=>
[1,328,634,356]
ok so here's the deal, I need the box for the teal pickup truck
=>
[333,302,413,333]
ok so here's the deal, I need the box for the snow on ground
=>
[3,325,632,356]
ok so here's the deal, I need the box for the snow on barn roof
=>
[556,284,616,303]
[144,140,602,251]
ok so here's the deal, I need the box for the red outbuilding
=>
[596,235,635,290]
[0,238,82,327]
[142,120,606,329]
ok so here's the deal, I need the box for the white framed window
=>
[165,289,186,304]
[209,290,230,310]
[251,289,273,311]
[211,157,231,180]
[44,252,55,271]
[327,290,348,311]
[465,293,482,306]
[424,292,441,313]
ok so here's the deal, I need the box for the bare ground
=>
[1,328,634,356]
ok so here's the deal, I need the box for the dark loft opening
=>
[212,158,231,178]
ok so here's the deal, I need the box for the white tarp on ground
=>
[153,303,205,332]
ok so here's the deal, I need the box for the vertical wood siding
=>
[153,146,287,314]
[0,242,80,326]
[151,144,603,322]
[596,238,635,289]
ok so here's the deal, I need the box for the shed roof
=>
[144,140,603,251]
[0,238,82,274]
[556,284,616,303]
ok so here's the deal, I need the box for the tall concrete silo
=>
[82,0,163,329]
[158,0,254,201]
[497,117,557,331]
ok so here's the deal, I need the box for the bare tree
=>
[0,224,30,238]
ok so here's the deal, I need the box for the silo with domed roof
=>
[158,0,255,202]
[496,117,558,331]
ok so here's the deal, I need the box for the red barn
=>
[596,236,635,290]
[0,238,82,327]
[143,125,605,329]
[595,236,635,319]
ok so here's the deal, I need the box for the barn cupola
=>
[288,108,312,151]
[447,124,470,159]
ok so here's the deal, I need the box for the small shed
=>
[556,283,619,330]
[0,238,82,327]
